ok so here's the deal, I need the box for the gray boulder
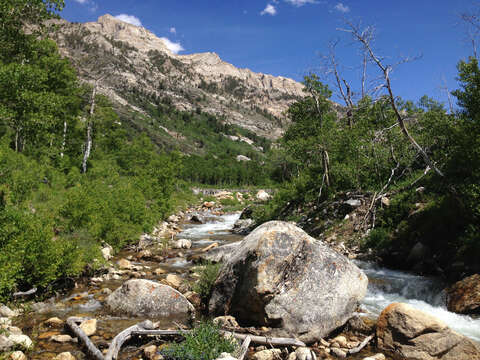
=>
[209,221,368,343]
[377,302,480,360]
[107,279,194,323]
[199,242,240,263]
[232,218,255,235]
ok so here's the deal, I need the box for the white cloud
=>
[169,27,177,34]
[261,4,277,16]
[160,37,184,54]
[73,0,88,3]
[334,2,350,13]
[114,14,142,27]
[284,0,317,6]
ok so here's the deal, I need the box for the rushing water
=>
[355,260,480,342]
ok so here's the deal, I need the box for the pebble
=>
[252,349,282,360]
[294,347,317,360]
[79,318,97,336]
[7,334,33,350]
[54,352,76,360]
[9,351,26,360]
[44,317,64,327]
[0,317,12,325]
[154,268,167,275]
[362,355,385,360]
[330,348,347,358]
[0,305,17,318]
[174,239,192,249]
[332,335,348,348]
[51,334,75,343]
[215,353,237,360]
[165,274,183,288]
[117,258,133,270]
[143,344,158,360]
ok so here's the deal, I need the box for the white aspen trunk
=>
[82,83,97,173]
[61,119,67,158]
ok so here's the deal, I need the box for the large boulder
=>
[106,279,194,323]
[377,302,480,360]
[208,221,368,343]
[446,274,480,315]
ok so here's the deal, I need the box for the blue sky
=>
[61,0,476,107]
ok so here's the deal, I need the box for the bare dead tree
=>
[340,21,444,177]
[361,51,367,98]
[440,75,454,114]
[76,34,120,173]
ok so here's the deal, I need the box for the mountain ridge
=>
[48,14,306,140]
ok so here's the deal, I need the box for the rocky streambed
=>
[1,207,480,360]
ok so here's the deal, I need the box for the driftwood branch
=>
[133,329,306,347]
[106,320,156,360]
[237,335,251,360]
[67,317,104,360]
[347,334,374,355]
[13,288,37,298]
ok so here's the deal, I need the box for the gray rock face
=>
[377,303,480,360]
[107,279,194,323]
[232,218,255,235]
[199,242,240,263]
[209,221,368,343]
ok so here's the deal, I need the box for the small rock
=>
[213,316,239,328]
[330,348,347,358]
[101,245,113,261]
[79,319,97,336]
[184,291,201,307]
[165,274,183,289]
[117,258,133,270]
[51,334,74,343]
[295,347,317,360]
[190,214,204,224]
[332,335,348,348]
[9,351,26,360]
[101,288,113,296]
[154,268,167,275]
[344,199,361,208]
[138,250,153,260]
[362,354,385,360]
[0,335,14,352]
[8,334,33,350]
[168,214,179,223]
[256,190,271,202]
[252,349,282,360]
[216,353,237,360]
[44,317,64,327]
[4,326,22,335]
[203,201,215,209]
[54,352,76,360]
[0,317,12,325]
[174,239,192,249]
[0,305,17,318]
[144,344,158,360]
[380,197,390,206]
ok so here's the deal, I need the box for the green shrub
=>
[193,262,221,303]
[162,321,237,360]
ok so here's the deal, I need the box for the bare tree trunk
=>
[82,83,96,173]
[61,118,67,158]
[345,23,444,177]
[361,52,367,98]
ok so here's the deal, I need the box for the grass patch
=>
[193,262,221,303]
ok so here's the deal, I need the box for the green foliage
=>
[193,262,221,303]
[162,321,237,360]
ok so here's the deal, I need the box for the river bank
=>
[1,197,479,360]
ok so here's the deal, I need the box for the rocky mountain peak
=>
[51,15,307,139]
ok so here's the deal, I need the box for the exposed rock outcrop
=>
[209,221,368,343]
[48,14,307,140]
[376,302,480,360]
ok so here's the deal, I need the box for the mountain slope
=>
[48,14,306,140]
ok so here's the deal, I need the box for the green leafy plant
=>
[193,262,221,303]
[162,321,237,360]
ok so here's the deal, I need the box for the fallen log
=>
[66,317,104,360]
[133,329,306,347]
[13,288,37,298]
[105,320,156,360]
[237,335,251,360]
[347,334,374,355]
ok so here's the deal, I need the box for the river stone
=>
[446,274,480,314]
[377,302,480,360]
[0,305,17,318]
[9,351,27,360]
[79,319,97,336]
[208,221,368,343]
[106,279,194,322]
[54,352,76,360]
[199,242,240,263]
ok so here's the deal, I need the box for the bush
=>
[162,321,237,360]
[193,262,221,303]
